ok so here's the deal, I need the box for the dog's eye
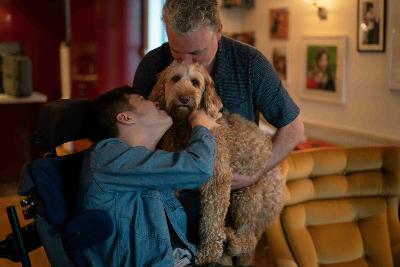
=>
[191,79,200,87]
[171,75,181,83]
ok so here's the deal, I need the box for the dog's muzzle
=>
[169,96,196,118]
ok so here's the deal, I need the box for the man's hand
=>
[189,110,221,130]
[231,169,264,190]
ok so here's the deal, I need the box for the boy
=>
[76,86,219,266]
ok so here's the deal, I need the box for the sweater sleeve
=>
[250,51,300,128]
[90,126,216,192]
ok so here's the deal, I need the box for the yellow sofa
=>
[266,146,400,267]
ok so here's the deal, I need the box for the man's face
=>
[166,25,221,72]
[127,94,172,127]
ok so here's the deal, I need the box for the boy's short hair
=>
[93,86,136,140]
[162,0,221,35]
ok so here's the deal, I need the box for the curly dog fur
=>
[149,62,284,266]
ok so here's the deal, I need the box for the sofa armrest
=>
[266,218,298,267]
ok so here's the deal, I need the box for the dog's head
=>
[149,62,222,119]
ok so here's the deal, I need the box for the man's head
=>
[162,0,222,70]
[94,86,172,140]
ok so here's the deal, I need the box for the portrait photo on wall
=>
[227,31,255,46]
[357,0,386,52]
[270,44,288,84]
[306,46,336,92]
[269,8,289,40]
[300,36,347,104]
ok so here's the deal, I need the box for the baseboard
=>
[303,119,400,147]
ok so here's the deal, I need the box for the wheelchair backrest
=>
[16,99,113,267]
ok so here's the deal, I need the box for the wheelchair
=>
[0,99,113,267]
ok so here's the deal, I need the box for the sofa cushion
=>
[283,197,393,267]
[267,146,400,267]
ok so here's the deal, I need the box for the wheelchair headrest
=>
[32,99,99,151]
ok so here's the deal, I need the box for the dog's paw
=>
[226,231,257,256]
[226,237,242,256]
[225,227,241,256]
[195,242,224,265]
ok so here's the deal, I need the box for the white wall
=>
[220,0,400,146]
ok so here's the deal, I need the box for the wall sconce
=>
[303,0,327,20]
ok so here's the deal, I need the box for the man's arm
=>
[231,115,306,190]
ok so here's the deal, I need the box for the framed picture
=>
[223,0,254,8]
[270,43,288,85]
[357,0,386,52]
[300,36,347,104]
[227,31,255,46]
[388,0,400,90]
[269,8,289,40]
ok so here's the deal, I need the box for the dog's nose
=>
[179,95,190,104]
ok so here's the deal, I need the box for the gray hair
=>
[162,0,221,35]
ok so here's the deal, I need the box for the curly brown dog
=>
[149,62,284,266]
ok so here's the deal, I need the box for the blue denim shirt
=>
[76,126,216,267]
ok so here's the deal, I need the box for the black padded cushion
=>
[30,153,85,226]
[31,99,100,151]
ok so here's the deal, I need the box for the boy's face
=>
[127,94,172,127]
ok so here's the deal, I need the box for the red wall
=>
[0,0,65,182]
[0,0,65,99]
[0,0,143,181]
[71,0,143,98]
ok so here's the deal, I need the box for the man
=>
[133,0,305,252]
[76,86,220,266]
[133,0,305,189]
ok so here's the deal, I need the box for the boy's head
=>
[93,86,135,139]
[93,86,172,141]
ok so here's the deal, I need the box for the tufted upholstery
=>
[266,146,400,267]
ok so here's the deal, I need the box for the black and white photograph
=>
[357,0,386,52]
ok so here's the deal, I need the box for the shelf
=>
[0,92,47,105]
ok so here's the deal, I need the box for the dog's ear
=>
[201,74,223,118]
[149,69,168,109]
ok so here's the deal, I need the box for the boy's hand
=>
[189,110,221,130]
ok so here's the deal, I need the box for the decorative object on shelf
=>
[303,0,327,20]
[357,0,386,52]
[1,53,32,97]
[299,36,347,104]
[269,8,289,40]
[227,31,255,46]
[269,44,288,85]
[388,0,400,90]
[0,42,21,94]
[223,0,254,9]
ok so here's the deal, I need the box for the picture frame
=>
[227,31,255,46]
[300,36,347,104]
[269,43,289,86]
[223,0,254,9]
[357,0,386,52]
[388,0,400,90]
[269,8,289,40]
